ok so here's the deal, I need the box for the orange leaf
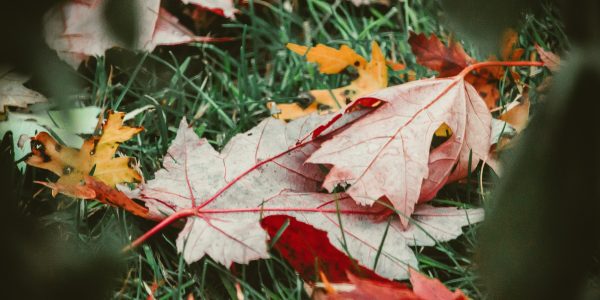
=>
[273,42,387,120]
[408,32,475,77]
[286,43,367,74]
[26,110,143,198]
[84,176,150,219]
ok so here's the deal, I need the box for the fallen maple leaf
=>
[136,114,418,277]
[43,0,228,67]
[270,42,387,120]
[0,67,47,113]
[307,78,492,227]
[129,111,483,279]
[26,110,143,198]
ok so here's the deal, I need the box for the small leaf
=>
[409,268,469,300]
[0,106,101,170]
[26,110,143,198]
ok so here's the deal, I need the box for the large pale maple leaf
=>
[307,78,491,227]
[135,111,483,279]
[43,0,221,67]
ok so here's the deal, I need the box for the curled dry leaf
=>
[43,0,226,67]
[26,111,143,198]
[0,67,47,113]
[307,78,491,227]
[269,42,387,120]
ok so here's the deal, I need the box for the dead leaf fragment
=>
[0,67,47,113]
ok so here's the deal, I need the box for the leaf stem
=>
[124,206,380,251]
[123,208,195,251]
[457,61,545,78]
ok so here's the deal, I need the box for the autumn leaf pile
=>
[0,0,563,298]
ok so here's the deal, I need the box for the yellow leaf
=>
[267,102,318,120]
[276,42,388,120]
[26,110,143,198]
[286,43,366,74]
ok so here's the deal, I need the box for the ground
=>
[15,1,567,299]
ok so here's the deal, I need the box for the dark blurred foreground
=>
[450,0,600,299]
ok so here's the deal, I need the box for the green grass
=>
[21,0,568,299]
